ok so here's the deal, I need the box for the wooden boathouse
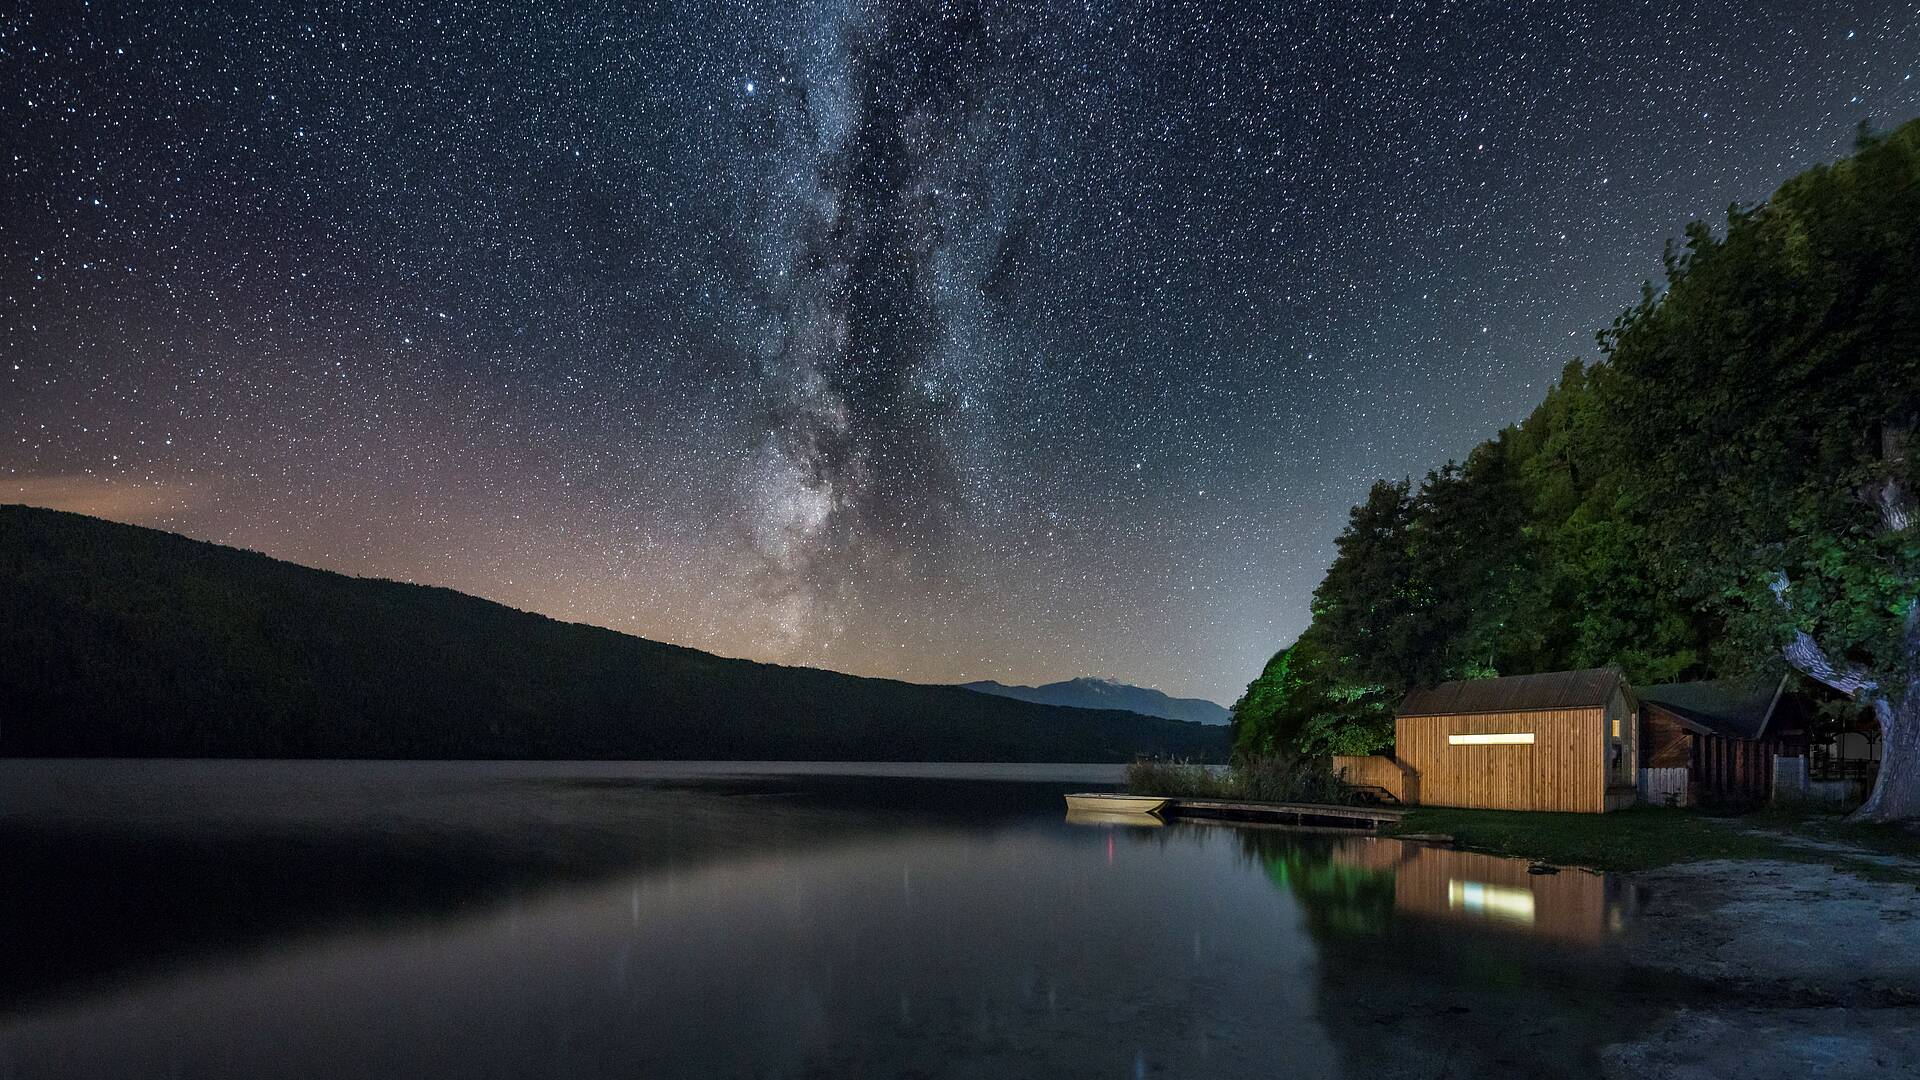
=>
[1336,666,1880,814]
[1340,668,1639,813]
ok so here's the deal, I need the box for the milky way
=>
[4,1,1917,701]
[740,1,1014,653]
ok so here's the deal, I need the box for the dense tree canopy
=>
[1234,119,1920,820]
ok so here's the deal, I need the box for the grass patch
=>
[1386,804,1920,878]
[1385,806,1781,871]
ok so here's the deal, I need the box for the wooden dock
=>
[1064,793,1406,830]
[1163,798,1405,830]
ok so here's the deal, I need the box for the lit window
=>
[1611,718,1621,738]
[1448,732,1535,745]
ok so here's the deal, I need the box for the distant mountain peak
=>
[959,677,1230,726]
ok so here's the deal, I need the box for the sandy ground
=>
[1604,858,1920,1079]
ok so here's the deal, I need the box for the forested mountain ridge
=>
[1234,118,1920,819]
[961,678,1231,725]
[0,505,1229,762]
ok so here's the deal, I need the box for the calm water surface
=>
[0,760,1652,1079]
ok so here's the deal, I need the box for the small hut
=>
[1392,668,1638,813]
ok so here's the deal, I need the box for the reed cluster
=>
[1125,753,1355,804]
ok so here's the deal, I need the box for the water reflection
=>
[1,761,1653,1080]
[1449,878,1536,924]
[1361,838,1632,944]
[1224,828,1652,1078]
[1063,806,1165,828]
[1196,827,1633,945]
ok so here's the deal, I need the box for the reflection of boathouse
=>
[1332,837,1629,945]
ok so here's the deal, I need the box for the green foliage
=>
[0,505,1231,763]
[1594,119,1920,698]
[1246,119,1920,754]
[1230,633,1394,757]
[1227,648,1294,754]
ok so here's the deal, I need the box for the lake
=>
[0,760,1656,1079]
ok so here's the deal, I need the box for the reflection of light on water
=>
[1447,879,1536,924]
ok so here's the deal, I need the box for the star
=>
[2,0,1913,703]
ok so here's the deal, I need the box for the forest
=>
[1232,120,1920,819]
[0,505,1228,763]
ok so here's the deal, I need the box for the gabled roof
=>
[1637,674,1788,741]
[1398,668,1626,718]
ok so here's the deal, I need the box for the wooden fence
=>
[1332,754,1410,803]
[1638,767,1688,807]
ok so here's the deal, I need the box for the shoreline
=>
[1370,804,1920,1077]
[1606,858,1920,1079]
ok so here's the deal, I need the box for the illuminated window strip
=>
[1448,732,1535,745]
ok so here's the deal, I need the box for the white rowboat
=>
[1063,793,1169,817]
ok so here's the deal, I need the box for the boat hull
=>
[1063,793,1169,816]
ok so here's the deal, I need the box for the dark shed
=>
[1637,674,1804,805]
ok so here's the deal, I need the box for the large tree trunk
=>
[1781,603,1920,823]
[1848,591,1920,823]
[1780,457,1918,823]
[1851,695,1920,823]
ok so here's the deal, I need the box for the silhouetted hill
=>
[0,506,1229,762]
[961,678,1230,725]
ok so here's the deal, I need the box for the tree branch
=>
[1878,477,1913,532]
[1784,630,1879,697]
[1772,570,1880,698]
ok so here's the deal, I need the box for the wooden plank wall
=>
[1397,707,1606,813]
[1331,754,1408,801]
[1640,706,1693,768]
[1692,733,1779,804]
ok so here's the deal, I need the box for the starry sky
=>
[4,1,1917,704]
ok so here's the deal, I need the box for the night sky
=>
[4,2,1916,703]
